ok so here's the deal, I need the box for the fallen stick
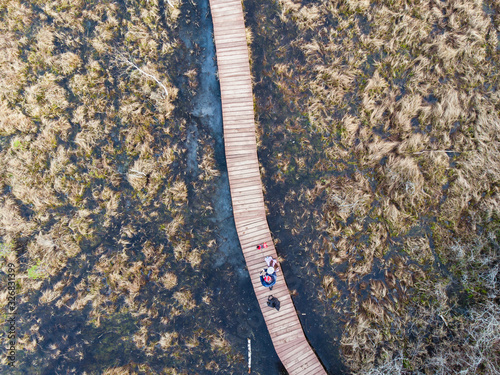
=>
[119,56,169,99]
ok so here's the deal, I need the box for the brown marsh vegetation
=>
[0,0,248,373]
[246,0,499,373]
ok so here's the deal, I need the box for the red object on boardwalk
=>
[256,242,268,250]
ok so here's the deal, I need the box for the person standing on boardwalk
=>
[265,256,280,273]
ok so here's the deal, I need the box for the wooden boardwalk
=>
[209,0,327,373]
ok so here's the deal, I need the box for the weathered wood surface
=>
[208,0,327,373]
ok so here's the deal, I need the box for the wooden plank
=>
[268,318,301,332]
[215,47,248,56]
[237,220,269,232]
[233,209,265,219]
[238,235,272,250]
[219,74,251,82]
[225,149,256,157]
[285,357,318,373]
[228,179,262,189]
[223,123,255,129]
[217,57,250,67]
[218,70,252,77]
[233,199,265,209]
[233,199,262,211]
[225,145,258,153]
[242,242,274,253]
[219,77,252,85]
[223,129,256,136]
[213,14,245,25]
[261,306,298,322]
[221,94,254,102]
[238,226,268,238]
[223,131,256,138]
[222,97,253,105]
[216,47,250,57]
[222,109,255,116]
[230,177,262,186]
[226,165,260,174]
[219,85,253,93]
[220,99,254,107]
[224,140,256,148]
[220,91,253,99]
[211,6,244,15]
[218,68,252,77]
[222,111,254,118]
[228,174,261,182]
[226,159,260,168]
[233,196,264,205]
[222,115,254,122]
[229,180,263,190]
[213,24,246,35]
[214,36,247,44]
[299,362,324,375]
[242,240,274,251]
[224,140,259,149]
[269,323,302,337]
[220,107,254,116]
[220,92,254,102]
[224,139,257,147]
[287,353,322,374]
[286,350,317,369]
[238,227,271,241]
[223,126,255,132]
[212,10,244,19]
[223,124,255,131]
[214,40,248,49]
[276,339,307,357]
[210,0,242,9]
[211,10,246,20]
[221,102,254,110]
[245,257,279,270]
[225,157,259,167]
[269,324,303,338]
[225,145,256,152]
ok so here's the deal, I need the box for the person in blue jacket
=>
[260,267,277,290]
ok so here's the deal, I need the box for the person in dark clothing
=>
[267,295,280,311]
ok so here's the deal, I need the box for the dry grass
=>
[102,366,138,375]
[158,331,178,350]
[173,289,196,311]
[209,329,231,354]
[160,272,178,290]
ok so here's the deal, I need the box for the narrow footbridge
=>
[208,0,327,373]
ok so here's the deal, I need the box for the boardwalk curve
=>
[209,0,327,373]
